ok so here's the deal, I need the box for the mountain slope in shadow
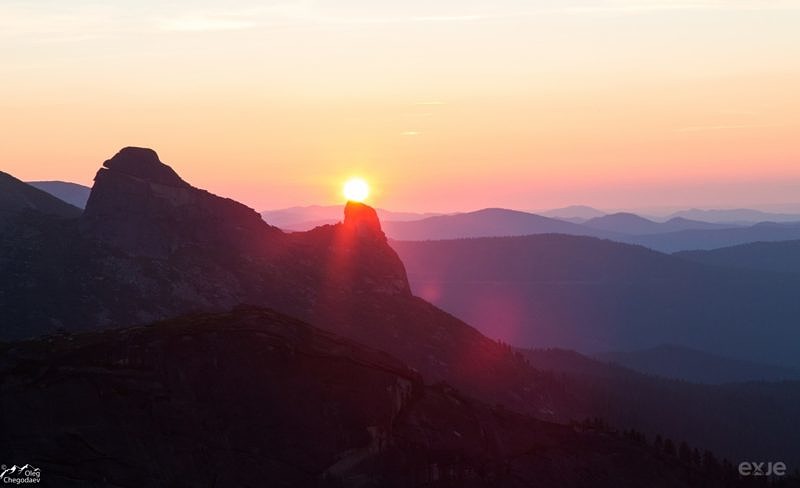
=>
[27,180,91,209]
[0,307,749,488]
[0,171,82,226]
[676,240,800,274]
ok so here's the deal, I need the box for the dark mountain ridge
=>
[0,308,744,487]
[0,170,82,226]
[676,240,800,274]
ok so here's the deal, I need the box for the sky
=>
[2,0,800,213]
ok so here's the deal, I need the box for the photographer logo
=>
[1,464,41,485]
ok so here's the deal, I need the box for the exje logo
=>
[738,461,786,477]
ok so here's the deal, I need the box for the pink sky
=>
[2,1,799,212]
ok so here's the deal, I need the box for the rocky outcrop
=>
[344,201,384,237]
[82,147,280,257]
[296,202,411,298]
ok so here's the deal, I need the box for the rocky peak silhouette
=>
[82,147,279,257]
[343,201,384,238]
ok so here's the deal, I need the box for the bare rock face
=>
[307,201,411,297]
[82,147,280,257]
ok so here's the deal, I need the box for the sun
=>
[343,177,370,202]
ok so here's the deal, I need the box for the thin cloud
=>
[562,0,800,14]
[158,17,258,32]
[677,123,783,132]
[5,0,800,41]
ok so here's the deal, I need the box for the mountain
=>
[391,234,800,368]
[0,307,747,487]
[630,222,800,252]
[4,147,800,477]
[1,147,414,339]
[27,180,91,208]
[261,205,439,231]
[676,240,800,274]
[669,208,800,224]
[377,209,784,253]
[81,147,283,258]
[382,208,610,241]
[361,205,800,253]
[583,213,731,235]
[0,147,574,422]
[0,171,82,226]
[540,205,606,222]
[597,344,800,384]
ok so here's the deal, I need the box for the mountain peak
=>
[343,201,383,238]
[83,147,278,257]
[102,147,188,188]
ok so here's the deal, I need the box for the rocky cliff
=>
[82,147,281,257]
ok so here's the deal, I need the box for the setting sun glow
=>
[343,178,370,203]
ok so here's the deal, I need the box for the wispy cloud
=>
[677,123,783,132]
[562,0,800,14]
[4,0,800,41]
[157,17,258,32]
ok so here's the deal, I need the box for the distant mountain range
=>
[26,181,800,253]
[383,208,603,240]
[261,205,440,231]
[382,208,800,252]
[27,180,91,209]
[582,213,731,235]
[668,208,800,224]
[391,233,800,369]
[540,205,606,222]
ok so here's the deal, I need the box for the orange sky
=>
[2,1,799,213]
